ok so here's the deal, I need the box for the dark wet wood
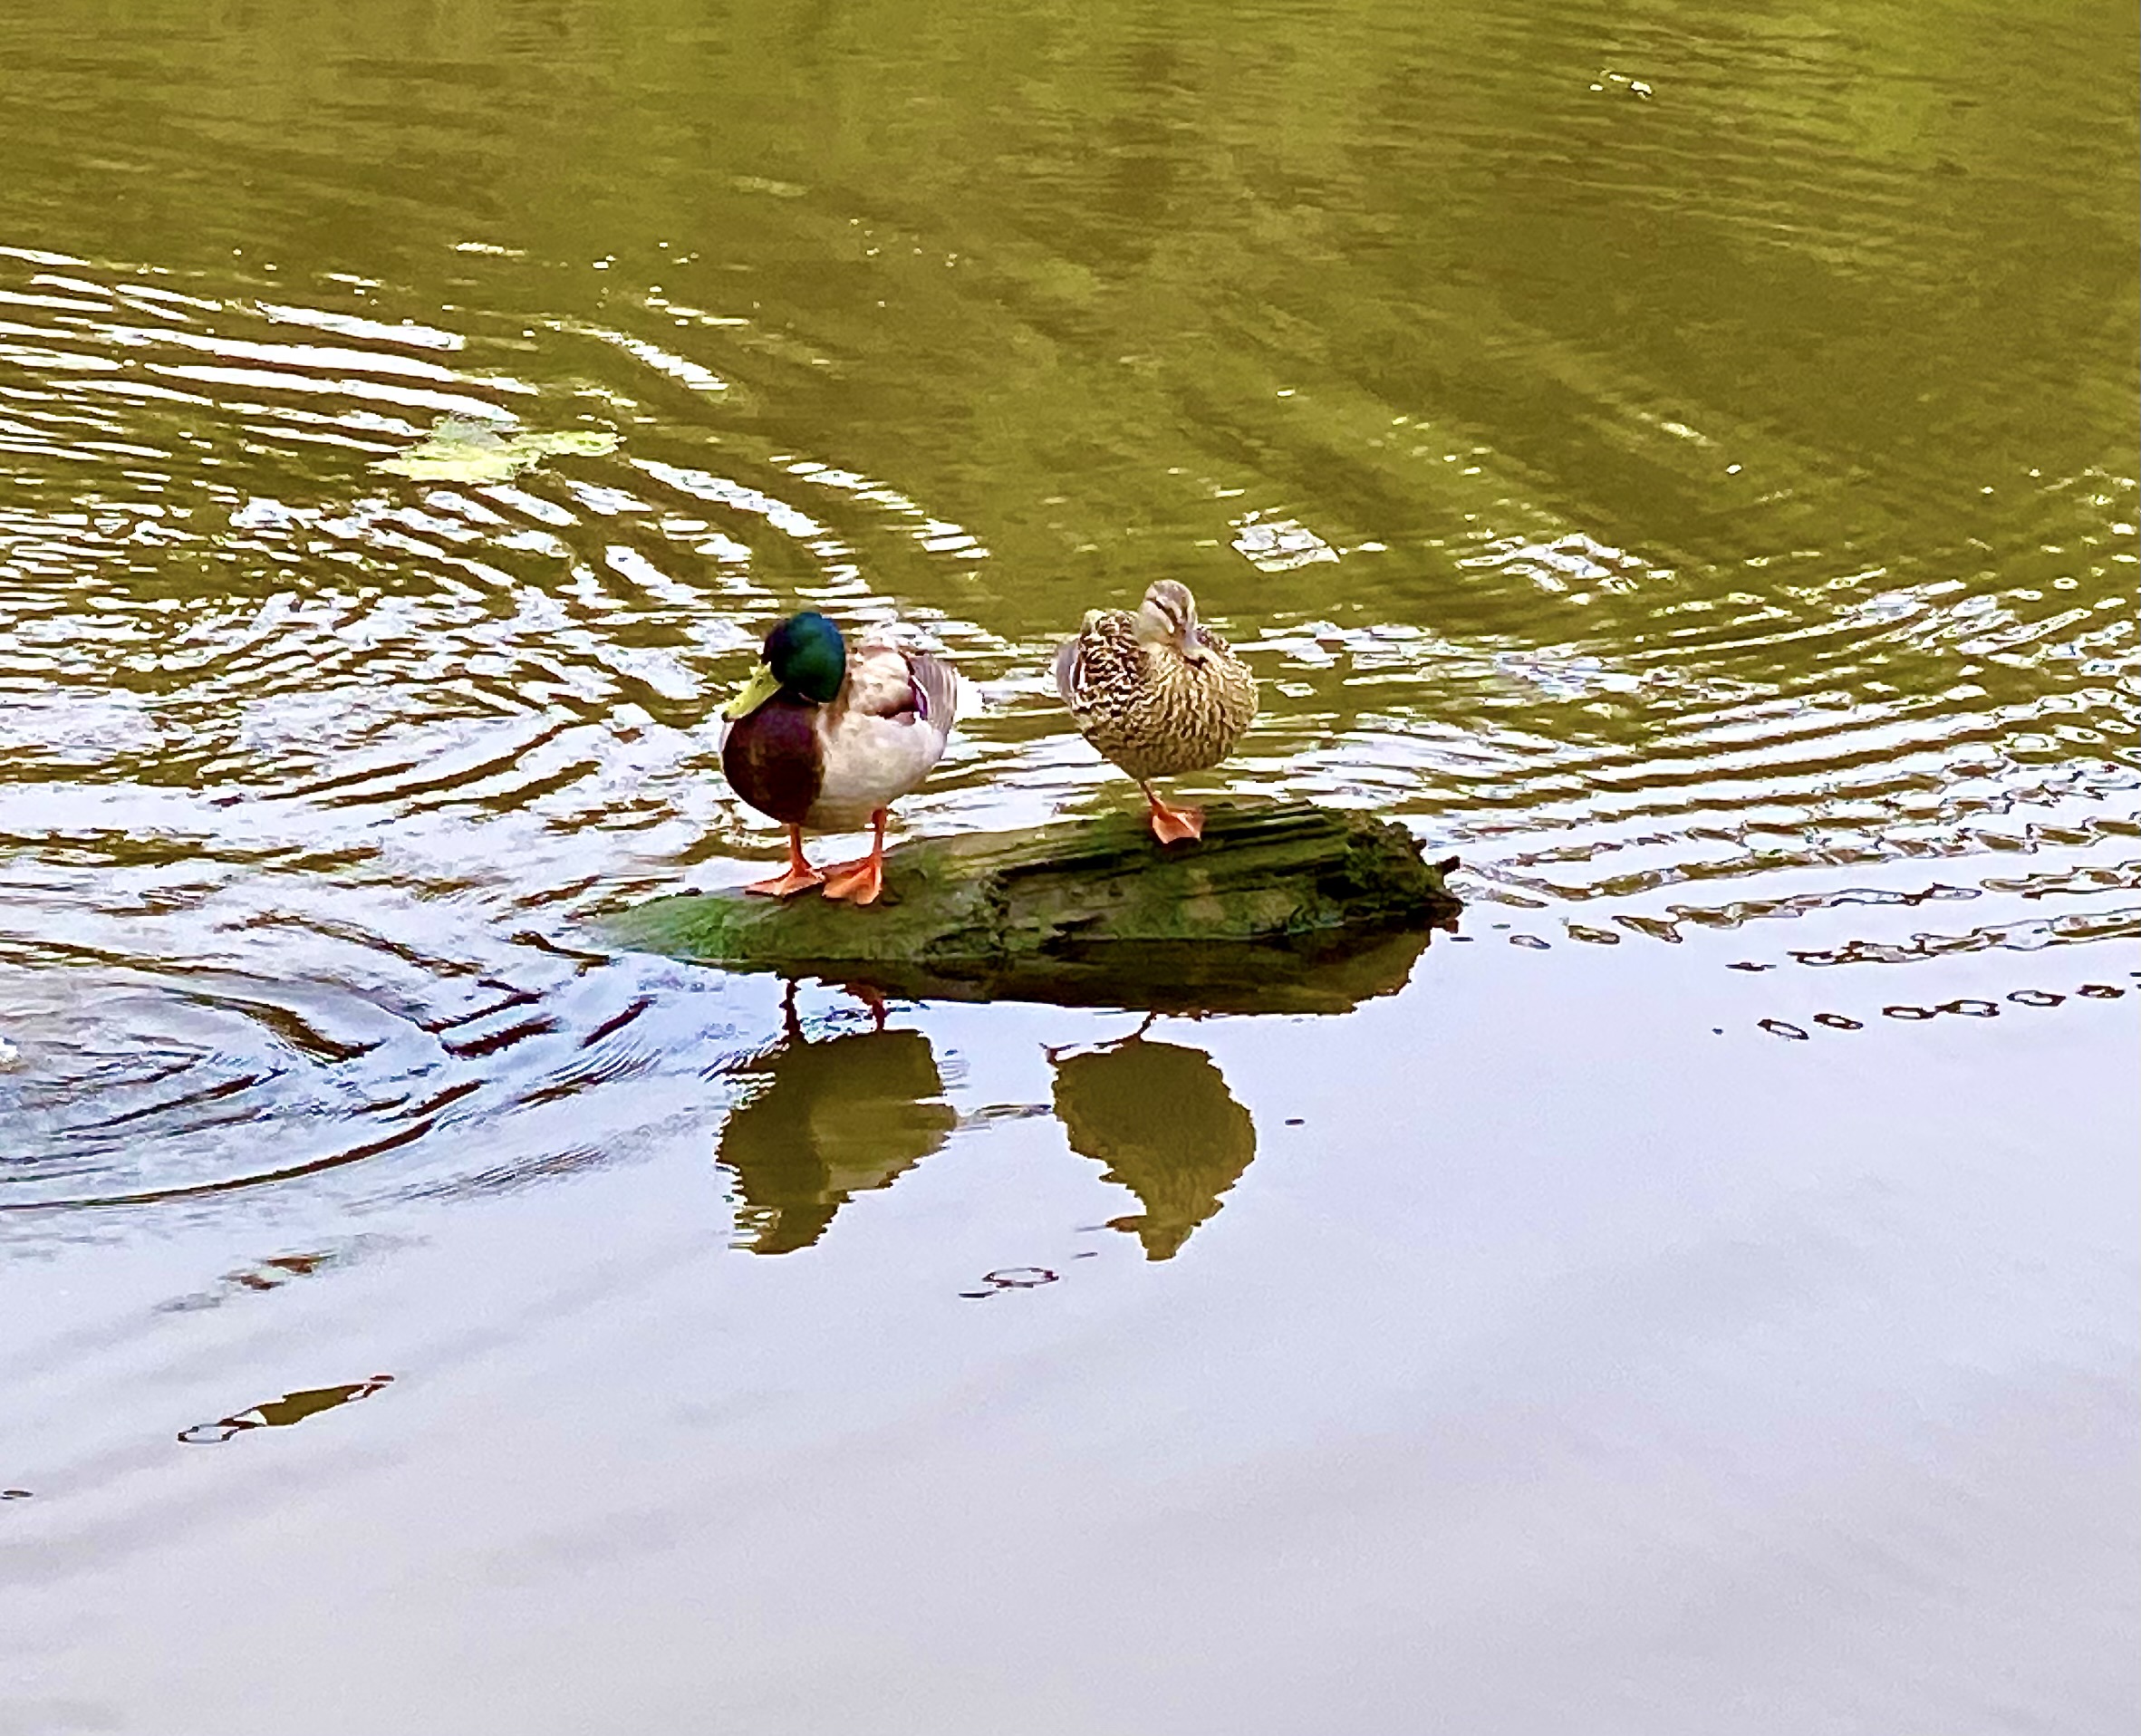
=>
[603,801,1462,1011]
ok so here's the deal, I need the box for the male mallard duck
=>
[1053,580,1258,843]
[720,611,961,904]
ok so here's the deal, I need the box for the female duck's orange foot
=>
[1145,798,1204,844]
[744,862,824,898]
[820,855,884,905]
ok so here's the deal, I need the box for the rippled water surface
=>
[4,3,2136,1731]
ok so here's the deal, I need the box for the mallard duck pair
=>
[719,581,1257,904]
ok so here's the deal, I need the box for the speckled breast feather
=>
[1056,611,1258,782]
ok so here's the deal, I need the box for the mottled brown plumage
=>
[1054,580,1258,842]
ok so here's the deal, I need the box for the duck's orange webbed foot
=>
[745,863,825,897]
[745,826,825,898]
[1142,786,1204,844]
[820,857,883,904]
[821,808,889,906]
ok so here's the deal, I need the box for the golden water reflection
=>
[176,1374,394,1445]
[715,991,956,1255]
[712,994,1263,1261]
[1050,1030,1257,1261]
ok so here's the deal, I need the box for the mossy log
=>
[604,801,1461,1013]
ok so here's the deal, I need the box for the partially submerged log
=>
[604,800,1461,1013]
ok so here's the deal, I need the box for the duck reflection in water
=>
[1049,1022,1256,1260]
[717,982,957,1255]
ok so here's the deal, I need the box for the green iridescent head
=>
[723,611,846,719]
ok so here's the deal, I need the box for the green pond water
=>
[3,2,2136,1731]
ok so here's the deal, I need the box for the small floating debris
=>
[372,417,618,483]
[1231,512,1340,573]
[959,1267,1059,1300]
[730,173,808,199]
[177,1374,393,1444]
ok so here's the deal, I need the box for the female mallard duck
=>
[1054,580,1258,843]
[720,611,961,905]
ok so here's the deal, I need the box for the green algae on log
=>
[603,801,1461,1012]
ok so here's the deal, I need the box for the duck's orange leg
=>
[1140,783,1204,844]
[745,825,825,897]
[821,808,890,905]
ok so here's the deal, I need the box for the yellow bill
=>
[722,661,783,720]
